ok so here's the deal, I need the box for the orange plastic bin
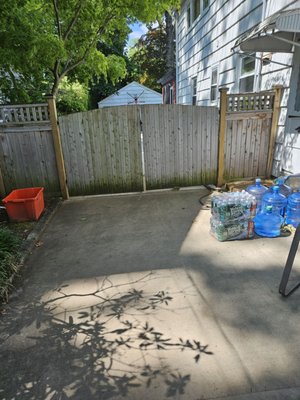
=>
[2,187,45,222]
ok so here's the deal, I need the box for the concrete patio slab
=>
[0,189,300,400]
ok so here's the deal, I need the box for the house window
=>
[239,55,256,92]
[192,0,200,22]
[187,0,209,28]
[203,0,209,9]
[187,4,191,28]
[210,66,218,102]
[295,66,300,111]
[192,77,197,105]
[164,83,174,104]
[169,85,174,104]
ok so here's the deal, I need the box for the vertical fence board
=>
[205,107,212,183]
[187,106,193,185]
[253,118,263,176]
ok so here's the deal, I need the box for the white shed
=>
[97,81,162,108]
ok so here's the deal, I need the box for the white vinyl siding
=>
[177,0,295,174]
[177,0,264,105]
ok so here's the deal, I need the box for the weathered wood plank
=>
[253,117,263,177]
[240,119,248,177]
[192,106,198,183]
[226,111,273,120]
[243,118,252,177]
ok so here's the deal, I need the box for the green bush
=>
[56,79,89,115]
[0,228,19,253]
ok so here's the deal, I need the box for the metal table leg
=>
[279,224,300,297]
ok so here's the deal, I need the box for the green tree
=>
[129,12,175,92]
[88,29,139,109]
[0,0,178,103]
[130,24,167,92]
[56,78,89,114]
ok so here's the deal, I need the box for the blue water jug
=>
[254,206,283,237]
[285,189,300,228]
[261,186,287,216]
[246,178,268,213]
[268,177,292,198]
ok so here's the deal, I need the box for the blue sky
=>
[127,22,148,48]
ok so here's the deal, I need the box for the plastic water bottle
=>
[246,178,268,213]
[268,177,292,198]
[286,189,300,227]
[261,186,287,216]
[210,191,256,241]
[254,206,283,237]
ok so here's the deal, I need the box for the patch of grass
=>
[0,227,21,299]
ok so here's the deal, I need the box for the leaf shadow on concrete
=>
[0,272,213,400]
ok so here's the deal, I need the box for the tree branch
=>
[53,60,60,80]
[63,0,83,41]
[7,68,18,91]
[52,0,62,38]
[60,15,114,77]
[51,9,116,96]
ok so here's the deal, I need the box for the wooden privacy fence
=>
[0,101,61,197]
[0,90,280,198]
[217,86,282,186]
[58,105,219,195]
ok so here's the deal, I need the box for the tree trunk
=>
[165,11,175,72]
[51,78,60,97]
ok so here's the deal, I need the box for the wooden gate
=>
[141,105,219,189]
[58,105,219,195]
[217,87,282,186]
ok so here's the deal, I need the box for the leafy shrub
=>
[0,227,20,297]
[0,228,19,253]
[56,79,89,115]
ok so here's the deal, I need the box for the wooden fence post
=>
[217,87,229,187]
[46,96,69,200]
[267,85,282,177]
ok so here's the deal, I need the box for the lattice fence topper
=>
[0,103,50,124]
[227,91,275,112]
